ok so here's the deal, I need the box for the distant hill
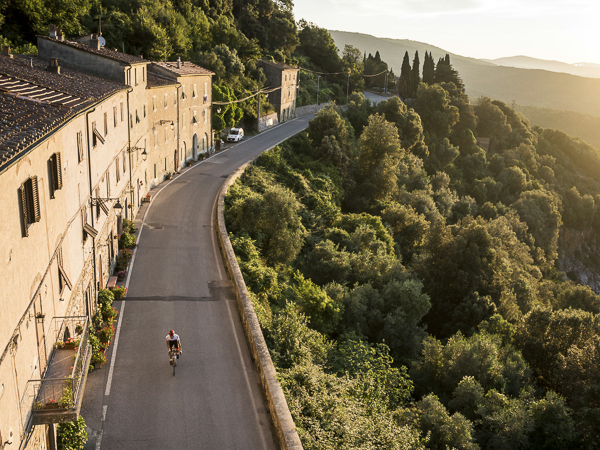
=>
[488,56,600,79]
[330,30,600,118]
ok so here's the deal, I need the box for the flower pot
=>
[44,403,59,409]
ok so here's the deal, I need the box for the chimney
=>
[2,46,13,59]
[46,58,61,74]
[177,56,181,69]
[90,33,100,50]
[49,24,57,39]
[56,28,64,41]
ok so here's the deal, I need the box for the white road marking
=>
[224,299,268,449]
[104,300,125,396]
[211,194,224,280]
[102,405,107,421]
[95,431,103,450]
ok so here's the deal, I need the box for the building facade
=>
[0,28,213,450]
[259,59,299,123]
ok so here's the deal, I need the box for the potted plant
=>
[54,340,65,349]
[75,323,84,335]
[63,337,80,350]
[45,399,59,409]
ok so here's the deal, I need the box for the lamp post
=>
[346,73,350,105]
[317,75,321,106]
[129,146,148,161]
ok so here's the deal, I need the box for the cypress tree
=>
[423,51,435,84]
[412,50,421,97]
[399,51,412,98]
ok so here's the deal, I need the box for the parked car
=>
[227,128,244,142]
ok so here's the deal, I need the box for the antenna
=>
[98,36,106,47]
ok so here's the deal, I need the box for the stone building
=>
[0,28,213,450]
[258,59,299,123]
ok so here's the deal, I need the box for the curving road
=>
[81,114,313,450]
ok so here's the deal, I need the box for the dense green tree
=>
[414,84,459,143]
[399,50,412,98]
[422,51,435,84]
[412,51,421,98]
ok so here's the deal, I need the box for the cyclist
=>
[166,330,182,363]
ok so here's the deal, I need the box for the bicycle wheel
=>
[172,354,177,375]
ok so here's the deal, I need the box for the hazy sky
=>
[293,0,600,65]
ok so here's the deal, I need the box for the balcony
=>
[27,316,91,425]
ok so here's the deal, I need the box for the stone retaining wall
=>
[216,166,303,450]
[258,113,279,132]
[295,103,329,117]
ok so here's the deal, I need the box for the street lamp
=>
[130,146,148,161]
[317,75,321,106]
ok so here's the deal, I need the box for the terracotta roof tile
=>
[38,36,149,65]
[0,54,127,169]
[151,61,214,77]
[146,72,178,88]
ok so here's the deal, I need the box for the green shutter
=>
[19,184,29,237]
[55,153,63,189]
[31,176,40,223]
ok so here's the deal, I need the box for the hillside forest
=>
[224,74,600,448]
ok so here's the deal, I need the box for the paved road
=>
[363,90,392,104]
[81,115,313,450]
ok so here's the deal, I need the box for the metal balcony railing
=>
[22,316,91,426]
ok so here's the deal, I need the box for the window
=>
[57,247,72,294]
[203,82,208,103]
[192,111,198,124]
[49,152,62,198]
[143,67,145,82]
[92,121,105,147]
[143,105,146,118]
[182,86,187,99]
[106,172,111,197]
[154,163,157,179]
[136,110,140,123]
[174,91,177,107]
[192,84,197,98]
[164,158,167,171]
[130,114,133,129]
[153,96,156,112]
[123,152,127,174]
[113,106,118,127]
[104,112,108,136]
[77,131,84,163]
[164,94,168,108]
[120,102,124,122]
[19,176,40,236]
[116,159,120,183]
[127,69,131,86]
[95,187,101,218]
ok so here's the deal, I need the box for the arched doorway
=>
[192,133,198,160]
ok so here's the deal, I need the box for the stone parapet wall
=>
[295,103,330,117]
[216,165,303,450]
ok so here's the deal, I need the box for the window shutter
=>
[48,157,56,199]
[58,249,73,291]
[77,131,84,162]
[55,153,63,190]
[31,176,40,223]
[19,183,29,237]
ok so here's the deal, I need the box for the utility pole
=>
[317,75,320,107]
[346,73,350,105]
[257,71,261,132]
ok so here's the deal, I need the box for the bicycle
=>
[169,347,180,376]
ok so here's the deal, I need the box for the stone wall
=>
[295,103,329,117]
[216,166,303,450]
[258,113,279,132]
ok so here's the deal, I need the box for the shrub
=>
[119,231,136,249]
[122,218,136,234]
[111,285,128,300]
[98,288,114,307]
[57,416,88,450]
